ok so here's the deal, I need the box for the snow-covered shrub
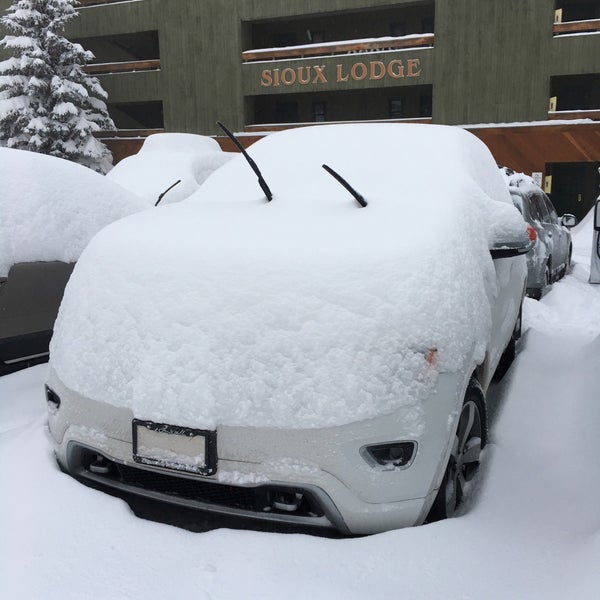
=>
[0,0,114,173]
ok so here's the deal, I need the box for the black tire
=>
[427,380,487,522]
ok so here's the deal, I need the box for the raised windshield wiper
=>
[322,164,368,208]
[155,179,182,206]
[217,121,273,202]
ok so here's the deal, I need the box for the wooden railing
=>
[548,109,600,121]
[84,59,160,75]
[244,117,433,133]
[553,19,600,35]
[78,0,134,6]
[242,34,434,62]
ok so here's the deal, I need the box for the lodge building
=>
[1,0,599,218]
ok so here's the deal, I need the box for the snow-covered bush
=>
[0,0,114,173]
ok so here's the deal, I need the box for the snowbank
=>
[106,133,235,205]
[51,124,525,429]
[0,148,146,277]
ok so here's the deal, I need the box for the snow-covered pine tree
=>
[0,0,114,173]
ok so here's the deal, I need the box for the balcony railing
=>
[79,0,142,6]
[548,109,600,121]
[242,34,434,63]
[84,59,160,75]
[244,117,433,133]
[553,19,600,35]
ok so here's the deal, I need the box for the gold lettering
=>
[260,69,272,87]
[281,67,296,85]
[298,66,311,85]
[273,68,280,86]
[387,59,404,78]
[407,58,421,77]
[312,65,327,84]
[369,61,386,80]
[336,64,349,82]
[351,62,367,81]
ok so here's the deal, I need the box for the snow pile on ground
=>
[1,210,599,598]
[0,147,146,277]
[107,133,235,205]
[50,124,526,429]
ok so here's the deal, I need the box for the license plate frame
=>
[132,419,217,476]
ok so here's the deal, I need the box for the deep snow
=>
[50,124,526,429]
[1,206,599,598]
[0,147,145,277]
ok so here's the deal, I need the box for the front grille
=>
[117,463,257,510]
[72,445,325,518]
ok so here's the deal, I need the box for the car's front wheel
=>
[427,380,487,522]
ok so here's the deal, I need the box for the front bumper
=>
[47,366,468,535]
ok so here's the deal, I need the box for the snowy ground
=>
[1,223,599,599]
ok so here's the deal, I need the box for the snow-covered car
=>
[0,148,146,375]
[106,133,235,206]
[501,168,577,299]
[46,124,531,535]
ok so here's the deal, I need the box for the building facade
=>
[1,0,599,217]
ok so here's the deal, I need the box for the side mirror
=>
[490,226,536,259]
[560,214,577,228]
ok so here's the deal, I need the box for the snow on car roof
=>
[106,133,235,205]
[0,148,146,278]
[50,124,525,429]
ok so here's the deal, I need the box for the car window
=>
[526,194,541,222]
[531,193,550,223]
[543,194,558,224]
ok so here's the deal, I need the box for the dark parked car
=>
[502,168,577,299]
[0,262,74,375]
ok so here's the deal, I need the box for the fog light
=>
[45,385,60,410]
[362,441,417,469]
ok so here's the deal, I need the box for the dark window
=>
[273,33,297,47]
[308,30,324,43]
[420,93,433,117]
[390,22,407,37]
[389,99,403,119]
[275,101,299,123]
[543,195,559,223]
[109,101,164,129]
[313,101,327,122]
[421,17,435,33]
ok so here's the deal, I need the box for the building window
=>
[313,101,327,122]
[275,101,299,123]
[109,101,164,130]
[308,30,324,43]
[390,22,407,37]
[389,99,403,119]
[420,93,433,117]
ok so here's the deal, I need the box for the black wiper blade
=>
[155,179,182,206]
[322,164,368,208]
[217,121,273,202]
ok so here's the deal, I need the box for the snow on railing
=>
[242,34,434,62]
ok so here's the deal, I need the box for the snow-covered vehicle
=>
[106,133,235,206]
[501,168,577,299]
[47,124,531,535]
[0,148,145,375]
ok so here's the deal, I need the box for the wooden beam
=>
[553,19,600,35]
[84,59,160,75]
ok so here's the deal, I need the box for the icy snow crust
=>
[0,147,146,277]
[106,133,235,205]
[51,124,525,429]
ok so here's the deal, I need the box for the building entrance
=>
[547,162,600,222]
